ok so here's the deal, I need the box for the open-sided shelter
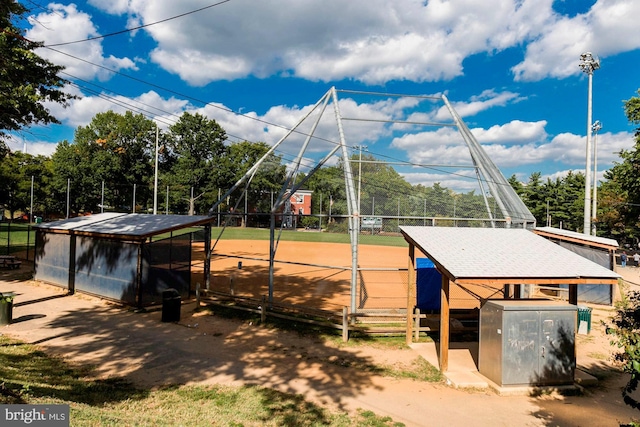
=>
[533,226,619,304]
[399,226,620,372]
[34,213,213,307]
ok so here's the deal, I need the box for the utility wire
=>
[44,0,234,47]
[46,50,510,189]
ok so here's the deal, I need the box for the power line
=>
[44,0,234,47]
[47,49,515,191]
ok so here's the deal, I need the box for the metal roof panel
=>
[36,213,212,238]
[399,226,619,280]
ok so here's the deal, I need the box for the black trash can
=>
[0,292,15,326]
[161,288,181,322]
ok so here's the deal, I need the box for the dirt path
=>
[1,264,638,426]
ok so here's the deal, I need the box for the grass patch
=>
[0,222,36,255]
[0,335,406,426]
[380,357,444,383]
[211,227,408,247]
[587,352,609,360]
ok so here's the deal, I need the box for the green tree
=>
[50,111,156,214]
[304,165,348,224]
[600,89,640,242]
[0,1,74,143]
[0,151,50,220]
[165,112,227,215]
[608,291,640,411]
[215,141,286,221]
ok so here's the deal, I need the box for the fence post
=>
[195,283,200,308]
[261,295,267,324]
[342,306,349,342]
[414,308,420,342]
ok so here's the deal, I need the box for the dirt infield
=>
[199,239,484,311]
[201,240,410,311]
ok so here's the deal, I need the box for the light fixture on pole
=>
[591,120,602,235]
[579,52,600,235]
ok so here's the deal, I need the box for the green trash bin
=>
[0,292,15,326]
[577,305,592,334]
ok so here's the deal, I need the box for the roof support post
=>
[204,224,211,291]
[68,233,76,295]
[569,284,578,305]
[439,275,450,372]
[406,243,416,345]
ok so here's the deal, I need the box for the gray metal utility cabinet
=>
[479,300,577,387]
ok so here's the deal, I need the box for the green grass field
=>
[0,222,36,255]
[210,227,408,247]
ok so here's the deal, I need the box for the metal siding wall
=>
[556,241,612,304]
[34,232,71,289]
[74,237,138,304]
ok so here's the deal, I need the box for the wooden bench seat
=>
[0,256,21,270]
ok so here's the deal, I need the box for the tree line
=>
[1,93,640,246]
[3,2,640,242]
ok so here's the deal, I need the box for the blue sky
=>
[9,0,640,192]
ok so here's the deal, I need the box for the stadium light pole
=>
[579,52,600,235]
[591,120,602,235]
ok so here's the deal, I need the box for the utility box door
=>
[479,300,576,387]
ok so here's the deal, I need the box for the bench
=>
[0,256,21,270]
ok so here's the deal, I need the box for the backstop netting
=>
[201,88,535,316]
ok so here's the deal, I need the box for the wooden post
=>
[261,295,267,324]
[342,307,349,342]
[414,308,420,342]
[406,244,416,345]
[568,284,578,305]
[503,284,511,299]
[439,275,450,372]
[195,283,200,308]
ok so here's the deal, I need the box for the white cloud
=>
[6,135,58,157]
[434,90,526,121]
[401,170,484,193]
[46,87,189,128]
[512,0,640,81]
[80,0,565,86]
[25,3,137,81]
[392,117,635,171]
[28,0,639,88]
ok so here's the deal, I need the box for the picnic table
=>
[0,256,21,270]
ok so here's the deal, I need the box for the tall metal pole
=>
[591,120,602,235]
[66,178,70,219]
[30,175,34,223]
[101,180,104,213]
[355,145,366,216]
[579,52,600,235]
[153,125,159,215]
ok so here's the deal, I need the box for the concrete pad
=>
[410,341,597,393]
[574,368,598,386]
[410,341,489,389]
